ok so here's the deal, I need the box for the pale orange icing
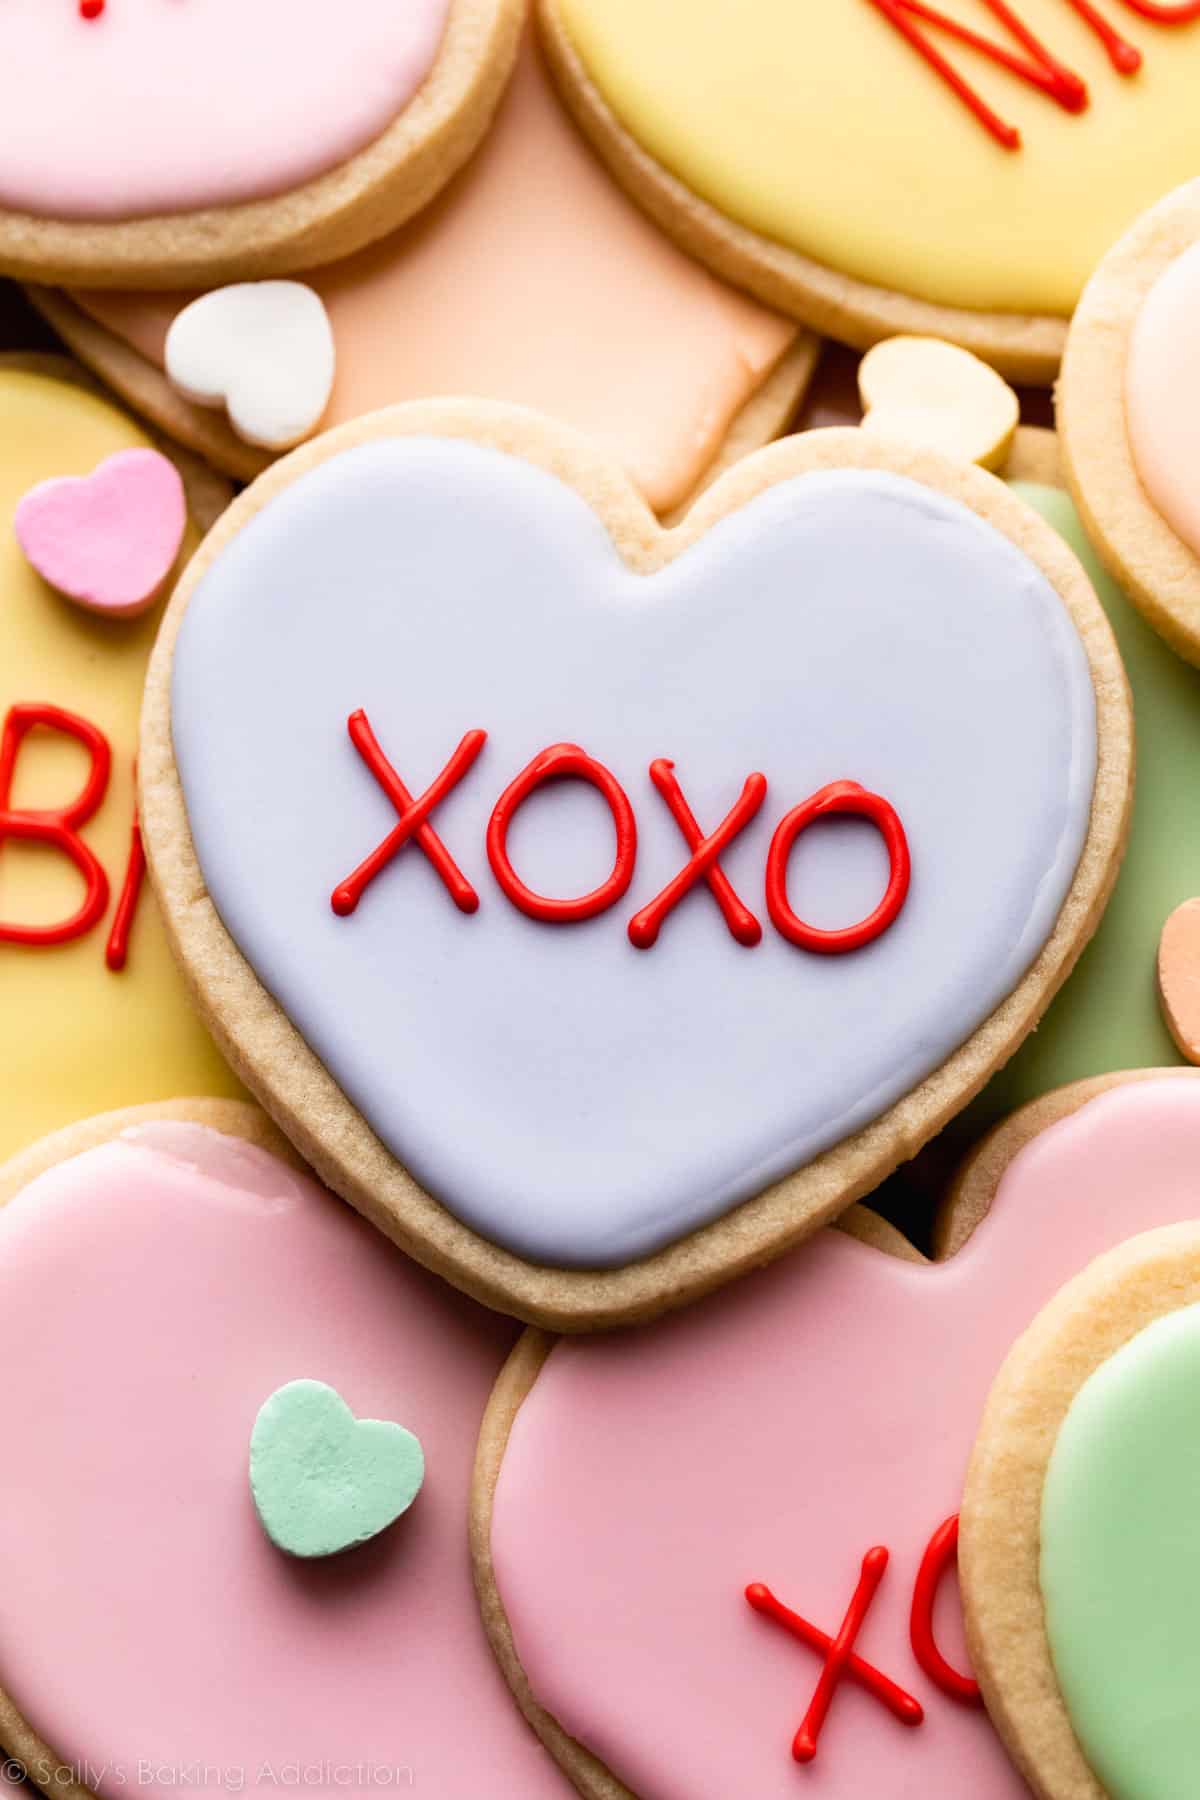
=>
[1158,898,1200,1064]
[72,28,795,515]
[1125,240,1200,561]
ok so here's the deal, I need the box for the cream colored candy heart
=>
[165,282,335,452]
[858,337,1019,472]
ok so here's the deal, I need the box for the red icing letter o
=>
[765,780,910,954]
[487,744,637,923]
[909,1515,982,1706]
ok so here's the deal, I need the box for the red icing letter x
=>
[746,1552,923,1762]
[331,711,487,918]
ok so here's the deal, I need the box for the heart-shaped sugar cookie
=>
[0,1102,570,1800]
[142,405,1129,1328]
[165,283,335,451]
[250,1379,425,1558]
[964,1215,1200,1800]
[14,446,186,619]
[477,1069,1200,1799]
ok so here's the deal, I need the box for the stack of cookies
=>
[3,5,1200,1797]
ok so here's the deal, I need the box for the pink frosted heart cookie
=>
[476,1068,1200,1798]
[15,447,186,619]
[140,402,1129,1329]
[0,1101,573,1800]
[0,0,522,288]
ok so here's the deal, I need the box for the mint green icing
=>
[249,1379,424,1559]
[966,482,1200,1133]
[1041,1302,1200,1800]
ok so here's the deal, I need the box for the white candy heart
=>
[165,282,335,452]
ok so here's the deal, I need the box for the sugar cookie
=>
[0,355,243,1163]
[141,402,1130,1328]
[538,0,1200,380]
[1060,174,1200,666]
[0,1102,573,1800]
[0,0,522,289]
[475,1069,1200,1798]
[963,1218,1200,1799]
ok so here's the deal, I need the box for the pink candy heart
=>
[14,447,187,619]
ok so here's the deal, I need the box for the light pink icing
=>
[0,0,450,222]
[491,1074,1200,1797]
[0,1123,571,1800]
[69,29,795,514]
[1125,240,1200,559]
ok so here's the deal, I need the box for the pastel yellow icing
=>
[0,367,243,1162]
[554,0,1200,317]
[71,29,796,515]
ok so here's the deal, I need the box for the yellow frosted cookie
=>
[539,0,1200,381]
[0,357,243,1161]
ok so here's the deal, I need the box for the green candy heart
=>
[249,1380,425,1559]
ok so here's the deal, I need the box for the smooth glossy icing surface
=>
[969,482,1200,1128]
[0,0,450,221]
[171,440,1095,1267]
[491,1075,1200,1798]
[0,367,241,1162]
[1042,1300,1200,1800]
[0,1124,569,1800]
[555,0,1200,315]
[71,30,796,514]
[1125,240,1200,558]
